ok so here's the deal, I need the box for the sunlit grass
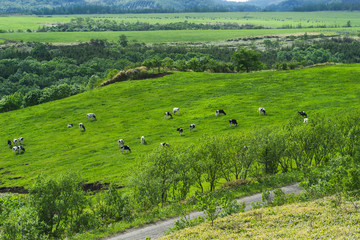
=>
[0,64,360,188]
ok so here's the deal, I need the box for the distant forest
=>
[0,0,359,14]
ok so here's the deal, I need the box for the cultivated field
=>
[1,64,360,189]
[0,12,359,43]
[1,12,360,31]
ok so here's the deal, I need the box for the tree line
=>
[36,18,266,32]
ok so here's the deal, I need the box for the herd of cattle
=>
[7,108,308,155]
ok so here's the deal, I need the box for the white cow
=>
[173,107,180,115]
[141,136,145,144]
[190,124,195,132]
[18,137,23,145]
[13,139,18,146]
[118,139,124,147]
[304,118,308,123]
[86,113,97,120]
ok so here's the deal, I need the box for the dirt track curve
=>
[105,183,303,240]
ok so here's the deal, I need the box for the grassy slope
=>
[1,64,360,188]
[159,197,360,239]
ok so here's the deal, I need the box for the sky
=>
[225,0,248,2]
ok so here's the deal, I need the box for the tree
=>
[29,173,89,238]
[231,48,262,73]
[119,34,128,47]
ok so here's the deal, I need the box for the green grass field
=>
[1,12,360,31]
[1,64,360,189]
[1,27,359,44]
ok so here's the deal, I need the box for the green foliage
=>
[231,48,262,73]
[29,173,90,238]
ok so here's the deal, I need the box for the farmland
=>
[1,64,360,189]
[0,12,360,43]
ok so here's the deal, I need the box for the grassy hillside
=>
[1,64,360,189]
[159,196,360,239]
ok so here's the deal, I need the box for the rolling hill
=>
[1,64,360,190]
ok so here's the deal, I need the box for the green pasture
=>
[1,64,360,189]
[1,12,360,31]
[1,28,358,44]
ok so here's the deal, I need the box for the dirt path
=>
[105,183,303,240]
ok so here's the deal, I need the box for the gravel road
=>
[105,183,303,240]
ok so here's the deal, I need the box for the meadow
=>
[0,28,356,44]
[1,63,360,189]
[1,12,360,31]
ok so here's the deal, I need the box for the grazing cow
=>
[67,123,73,128]
[177,128,183,136]
[7,140,12,148]
[118,139,124,147]
[298,111,307,118]
[121,145,131,153]
[18,137,23,145]
[160,142,169,147]
[79,123,86,131]
[13,139,18,146]
[229,119,238,127]
[216,109,226,116]
[87,113,97,120]
[18,145,25,154]
[258,107,266,115]
[12,146,18,154]
[304,118,308,123]
[190,124,195,132]
[165,112,173,119]
[173,107,180,115]
[141,136,145,144]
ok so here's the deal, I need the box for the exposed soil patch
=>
[9,177,22,180]
[0,186,28,194]
[81,182,125,192]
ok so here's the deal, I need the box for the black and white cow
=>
[258,107,266,115]
[87,113,97,120]
[79,123,86,131]
[18,145,25,154]
[67,123,73,128]
[229,119,238,127]
[118,139,124,147]
[173,107,180,115]
[7,140,12,148]
[121,145,131,153]
[141,136,145,144]
[160,142,169,147]
[13,138,18,146]
[304,118,308,123]
[165,112,173,119]
[216,109,226,116]
[18,137,23,145]
[12,146,18,154]
[298,111,307,118]
[190,124,195,132]
[177,128,183,136]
